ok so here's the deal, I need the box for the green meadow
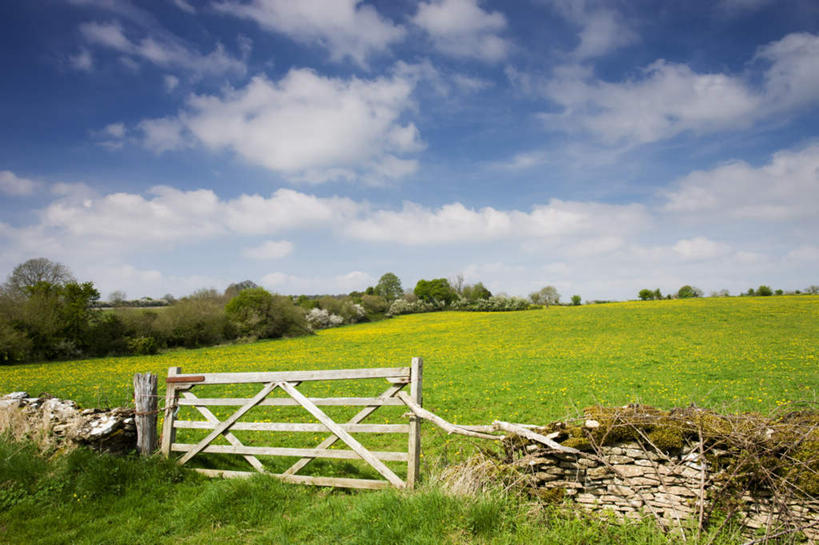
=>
[1,296,817,544]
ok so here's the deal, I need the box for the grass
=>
[0,296,817,543]
[0,435,748,545]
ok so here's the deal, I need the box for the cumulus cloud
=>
[79,20,247,77]
[672,237,732,261]
[214,0,404,66]
[534,32,819,146]
[344,199,649,245]
[412,0,510,62]
[151,68,422,183]
[544,0,637,59]
[0,171,39,196]
[261,270,375,294]
[663,144,819,221]
[241,240,294,260]
[35,186,360,249]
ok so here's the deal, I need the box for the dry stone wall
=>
[0,392,136,453]
[511,439,819,540]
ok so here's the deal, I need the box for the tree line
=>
[0,259,571,364]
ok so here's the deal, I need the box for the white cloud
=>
[672,237,732,261]
[25,186,359,253]
[663,144,819,221]
[103,122,126,138]
[173,0,196,14]
[261,270,374,294]
[786,245,819,262]
[68,48,94,71]
[756,32,819,112]
[412,0,510,62]
[545,0,637,59]
[0,171,39,196]
[166,69,422,183]
[214,0,404,67]
[536,32,819,146]
[79,21,247,77]
[164,74,179,92]
[138,117,187,153]
[344,199,649,245]
[241,240,293,260]
[541,61,760,145]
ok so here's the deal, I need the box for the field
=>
[1,296,817,544]
[2,295,817,419]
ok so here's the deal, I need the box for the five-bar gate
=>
[160,358,422,489]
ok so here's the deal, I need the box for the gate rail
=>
[160,358,422,490]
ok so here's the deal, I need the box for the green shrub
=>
[226,288,310,339]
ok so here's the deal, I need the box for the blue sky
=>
[1,0,818,300]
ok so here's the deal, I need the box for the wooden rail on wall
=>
[160,358,423,490]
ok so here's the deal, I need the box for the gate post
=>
[160,367,181,457]
[133,372,158,455]
[407,357,423,487]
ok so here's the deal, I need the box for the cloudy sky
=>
[1,0,818,300]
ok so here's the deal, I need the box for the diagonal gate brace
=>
[177,381,277,466]
[278,381,405,488]
[282,383,405,477]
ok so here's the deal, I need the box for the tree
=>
[571,295,582,306]
[450,273,464,296]
[225,287,309,339]
[414,278,456,304]
[677,285,703,298]
[224,280,259,300]
[530,286,560,307]
[756,285,773,296]
[375,273,403,302]
[4,258,75,297]
[462,282,492,301]
[108,290,127,306]
[638,289,654,301]
[806,285,819,295]
[653,288,662,300]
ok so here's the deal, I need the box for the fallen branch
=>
[397,392,501,440]
[492,421,583,455]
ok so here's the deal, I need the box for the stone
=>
[612,465,646,478]
[586,466,612,479]
[607,455,634,464]
[634,459,654,467]
[584,419,600,429]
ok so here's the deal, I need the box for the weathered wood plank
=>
[278,381,405,488]
[181,392,265,473]
[492,421,582,454]
[406,357,423,488]
[398,391,500,440]
[176,396,405,407]
[133,372,158,456]
[281,383,405,477]
[160,367,180,457]
[193,469,390,489]
[177,382,277,465]
[171,443,409,462]
[174,421,410,433]
[170,367,410,385]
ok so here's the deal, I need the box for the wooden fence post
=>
[160,367,181,458]
[133,372,158,456]
[407,357,423,488]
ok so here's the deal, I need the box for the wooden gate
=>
[160,358,422,490]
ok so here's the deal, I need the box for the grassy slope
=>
[1,297,815,544]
